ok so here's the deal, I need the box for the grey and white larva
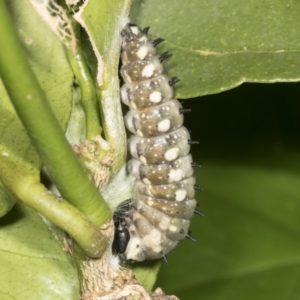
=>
[113,23,201,262]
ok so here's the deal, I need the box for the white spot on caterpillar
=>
[175,189,187,201]
[137,129,144,137]
[143,230,162,252]
[147,197,154,206]
[159,216,170,230]
[158,119,171,132]
[123,73,132,83]
[138,36,147,43]
[139,155,147,164]
[169,169,184,182]
[130,26,139,35]
[142,63,155,78]
[137,45,149,59]
[125,236,144,261]
[143,177,151,184]
[149,91,162,103]
[164,147,179,161]
[170,225,178,232]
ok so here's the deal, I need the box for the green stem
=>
[0,2,111,226]
[0,155,109,258]
[91,0,133,176]
[67,22,102,140]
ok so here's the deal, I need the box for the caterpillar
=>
[112,23,202,263]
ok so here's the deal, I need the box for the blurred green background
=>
[155,82,300,299]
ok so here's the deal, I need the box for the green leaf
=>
[126,261,161,292]
[0,1,74,166]
[0,204,79,300]
[131,0,300,98]
[156,83,300,299]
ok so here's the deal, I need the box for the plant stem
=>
[0,1,111,226]
[79,0,133,176]
[99,0,132,176]
[0,155,109,258]
[67,22,102,140]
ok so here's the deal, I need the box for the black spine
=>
[194,209,205,217]
[142,26,150,34]
[186,233,197,242]
[169,77,180,86]
[179,108,192,114]
[159,51,172,63]
[152,38,164,47]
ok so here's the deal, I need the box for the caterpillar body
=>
[113,23,200,262]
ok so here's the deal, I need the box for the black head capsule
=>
[152,38,164,47]
[169,77,180,86]
[112,222,130,254]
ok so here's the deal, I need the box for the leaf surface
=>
[156,83,300,299]
[131,0,300,98]
[0,204,79,300]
